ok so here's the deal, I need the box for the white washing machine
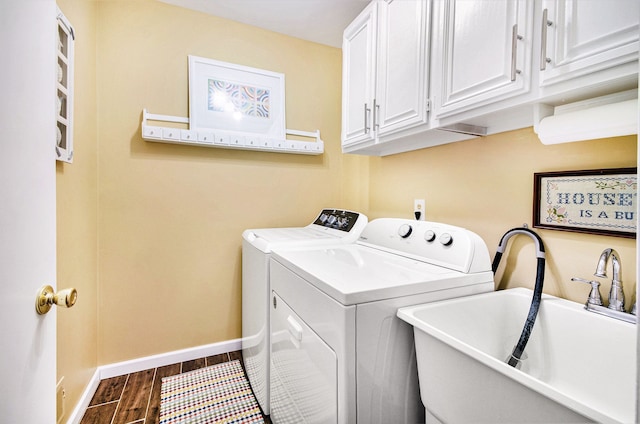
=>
[269,218,495,423]
[242,209,368,415]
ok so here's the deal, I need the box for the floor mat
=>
[160,359,265,423]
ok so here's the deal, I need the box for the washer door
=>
[270,292,337,424]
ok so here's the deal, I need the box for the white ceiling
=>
[159,0,370,48]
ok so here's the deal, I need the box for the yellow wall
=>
[95,0,362,364]
[55,0,98,420]
[368,129,636,304]
[56,1,636,421]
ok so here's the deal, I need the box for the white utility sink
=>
[397,288,637,424]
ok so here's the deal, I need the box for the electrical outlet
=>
[414,199,425,221]
[56,377,65,424]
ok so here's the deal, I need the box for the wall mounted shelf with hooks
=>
[141,109,324,155]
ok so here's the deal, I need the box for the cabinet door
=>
[376,0,430,136]
[434,0,533,118]
[342,2,377,148]
[540,0,639,87]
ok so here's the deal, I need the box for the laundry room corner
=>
[94,0,349,366]
[367,127,636,305]
[12,0,637,421]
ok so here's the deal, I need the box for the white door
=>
[341,1,377,149]
[433,0,533,118]
[0,1,57,422]
[539,0,640,87]
[375,0,430,137]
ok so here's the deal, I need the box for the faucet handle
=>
[571,277,604,306]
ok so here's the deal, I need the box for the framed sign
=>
[533,168,637,238]
[188,55,285,138]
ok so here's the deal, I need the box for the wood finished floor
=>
[80,350,271,424]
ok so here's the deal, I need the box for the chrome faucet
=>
[572,248,636,324]
[594,248,624,312]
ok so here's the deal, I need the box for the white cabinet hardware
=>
[511,24,524,82]
[539,8,552,71]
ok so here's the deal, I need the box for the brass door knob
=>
[35,285,77,315]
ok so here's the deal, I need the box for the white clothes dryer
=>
[242,209,368,415]
[269,218,495,423]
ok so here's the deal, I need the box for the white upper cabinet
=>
[342,0,431,152]
[342,2,377,149]
[341,0,638,155]
[430,0,637,131]
[539,0,639,90]
[375,0,430,137]
[432,0,534,120]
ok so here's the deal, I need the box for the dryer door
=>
[270,292,337,424]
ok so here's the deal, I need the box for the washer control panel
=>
[395,224,454,246]
[357,218,491,273]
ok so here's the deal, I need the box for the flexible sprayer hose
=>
[492,227,546,368]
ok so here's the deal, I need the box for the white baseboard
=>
[65,369,101,424]
[66,338,242,424]
[98,338,242,379]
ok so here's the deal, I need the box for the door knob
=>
[35,285,77,315]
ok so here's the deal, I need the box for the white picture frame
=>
[188,55,286,139]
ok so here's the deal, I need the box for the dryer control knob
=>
[424,230,436,242]
[398,224,413,238]
[439,233,453,246]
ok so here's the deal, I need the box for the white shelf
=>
[56,7,74,163]
[141,109,324,155]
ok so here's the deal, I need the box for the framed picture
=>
[533,168,637,238]
[188,55,285,138]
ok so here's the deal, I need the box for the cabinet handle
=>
[364,103,371,134]
[511,24,523,81]
[540,8,552,71]
[373,99,380,130]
